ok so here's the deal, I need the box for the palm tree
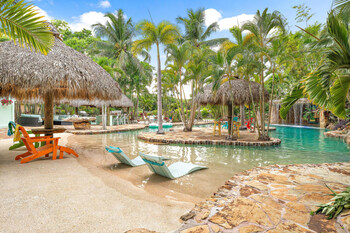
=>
[184,47,212,130]
[92,10,135,65]
[134,20,179,133]
[242,8,285,140]
[0,0,54,54]
[164,41,191,129]
[177,8,227,47]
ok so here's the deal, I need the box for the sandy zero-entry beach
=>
[0,133,194,233]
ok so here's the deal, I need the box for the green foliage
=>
[51,19,70,33]
[151,110,157,116]
[201,107,209,118]
[293,3,315,26]
[0,0,54,54]
[313,185,350,219]
[176,8,227,47]
[281,10,350,120]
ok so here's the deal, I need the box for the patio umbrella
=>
[195,79,269,136]
[0,26,122,130]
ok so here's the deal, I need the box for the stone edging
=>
[138,133,281,147]
[176,162,350,233]
[324,130,350,146]
[67,125,147,135]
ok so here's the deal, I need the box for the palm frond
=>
[280,84,304,119]
[0,0,54,55]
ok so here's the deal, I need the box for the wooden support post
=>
[102,105,107,130]
[228,103,232,136]
[44,91,54,130]
[240,104,245,127]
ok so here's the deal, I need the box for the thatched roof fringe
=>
[195,79,269,106]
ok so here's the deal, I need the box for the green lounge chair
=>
[105,146,169,167]
[139,152,208,179]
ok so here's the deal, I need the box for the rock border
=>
[138,133,281,147]
[324,130,350,146]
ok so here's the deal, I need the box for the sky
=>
[33,0,332,94]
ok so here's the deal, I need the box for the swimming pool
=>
[67,125,349,201]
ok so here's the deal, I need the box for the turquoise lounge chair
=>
[105,146,169,167]
[139,152,208,179]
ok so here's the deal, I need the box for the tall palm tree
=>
[177,8,227,47]
[184,47,212,131]
[164,41,191,129]
[242,8,285,140]
[0,0,54,54]
[92,9,135,65]
[134,20,179,133]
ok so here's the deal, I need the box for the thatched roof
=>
[272,98,310,105]
[196,79,269,106]
[61,94,133,108]
[0,31,122,101]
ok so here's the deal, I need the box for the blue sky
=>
[33,0,332,93]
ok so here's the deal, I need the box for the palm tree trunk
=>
[135,93,139,121]
[156,43,164,134]
[186,80,197,131]
[259,56,268,140]
[267,67,276,134]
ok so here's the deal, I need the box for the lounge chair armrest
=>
[29,136,52,139]
[29,137,61,142]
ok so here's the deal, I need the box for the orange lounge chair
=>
[15,126,78,164]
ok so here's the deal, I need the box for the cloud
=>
[204,8,254,31]
[99,0,111,8]
[33,6,52,21]
[69,11,108,32]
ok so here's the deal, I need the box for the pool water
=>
[67,125,349,201]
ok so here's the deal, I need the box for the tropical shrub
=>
[312,185,350,219]
[201,107,209,118]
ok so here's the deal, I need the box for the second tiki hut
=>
[62,94,133,108]
[195,79,269,136]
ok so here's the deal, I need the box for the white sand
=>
[0,135,193,233]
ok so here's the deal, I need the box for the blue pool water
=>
[267,125,349,163]
[69,124,349,199]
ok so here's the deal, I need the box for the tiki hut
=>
[195,79,269,135]
[196,79,269,106]
[0,26,122,131]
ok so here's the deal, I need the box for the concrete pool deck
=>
[138,127,281,147]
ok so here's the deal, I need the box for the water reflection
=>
[66,126,349,201]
